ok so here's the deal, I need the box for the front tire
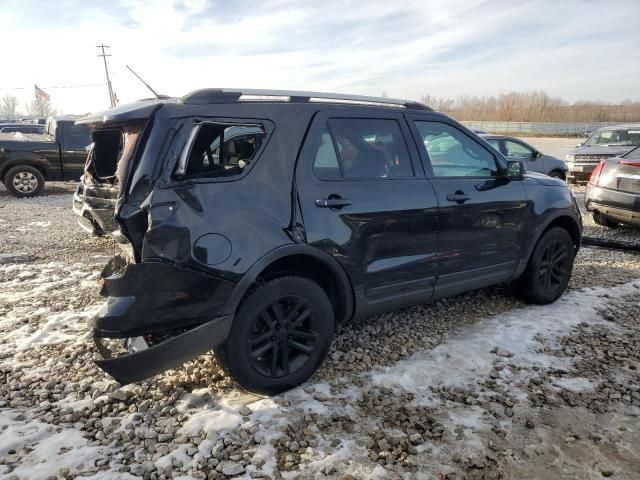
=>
[549,170,566,180]
[4,165,45,197]
[520,227,574,304]
[216,276,335,395]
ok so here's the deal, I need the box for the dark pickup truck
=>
[0,116,91,197]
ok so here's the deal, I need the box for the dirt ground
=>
[0,180,639,480]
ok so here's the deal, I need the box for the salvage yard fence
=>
[461,121,630,136]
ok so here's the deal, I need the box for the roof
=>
[77,88,432,127]
[597,123,640,131]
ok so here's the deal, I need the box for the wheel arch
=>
[514,211,581,280]
[228,245,355,325]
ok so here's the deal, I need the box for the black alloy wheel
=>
[537,239,570,294]
[520,227,575,304]
[247,296,319,378]
[216,276,335,395]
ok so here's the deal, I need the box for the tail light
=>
[588,160,605,186]
[618,160,640,167]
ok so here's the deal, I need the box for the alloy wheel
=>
[247,296,319,378]
[537,239,569,293]
[12,171,39,194]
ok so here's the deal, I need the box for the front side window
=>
[504,140,533,158]
[327,118,413,179]
[176,123,265,179]
[414,121,499,177]
[486,138,502,151]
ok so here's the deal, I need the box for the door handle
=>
[446,191,471,204]
[315,198,351,209]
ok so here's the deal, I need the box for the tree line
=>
[0,94,56,118]
[420,91,640,123]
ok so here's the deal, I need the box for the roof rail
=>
[180,88,432,111]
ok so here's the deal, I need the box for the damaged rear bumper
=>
[92,314,232,385]
[91,257,238,384]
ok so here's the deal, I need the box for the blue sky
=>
[0,0,639,114]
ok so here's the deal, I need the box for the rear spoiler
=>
[75,99,171,127]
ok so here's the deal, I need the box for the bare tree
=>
[0,94,20,117]
[27,96,56,117]
[419,90,640,123]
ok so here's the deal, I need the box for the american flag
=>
[34,84,50,101]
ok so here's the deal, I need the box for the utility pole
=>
[97,44,116,108]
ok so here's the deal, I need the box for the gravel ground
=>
[1,182,639,480]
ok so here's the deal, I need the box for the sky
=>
[0,0,639,115]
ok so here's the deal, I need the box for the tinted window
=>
[178,124,265,179]
[486,139,501,151]
[504,140,533,157]
[64,125,91,150]
[313,131,341,180]
[414,121,499,177]
[623,147,640,160]
[328,118,413,179]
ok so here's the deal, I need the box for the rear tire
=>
[519,227,574,304]
[216,276,335,395]
[4,165,45,198]
[593,212,619,229]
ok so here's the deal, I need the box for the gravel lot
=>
[1,181,639,480]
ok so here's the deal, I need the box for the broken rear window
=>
[88,123,143,183]
[175,123,265,179]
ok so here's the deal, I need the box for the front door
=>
[503,138,544,173]
[296,109,439,314]
[407,115,530,297]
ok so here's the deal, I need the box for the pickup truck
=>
[0,116,91,197]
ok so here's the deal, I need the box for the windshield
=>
[584,128,640,147]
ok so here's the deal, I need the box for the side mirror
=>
[575,143,583,148]
[535,151,543,158]
[506,160,525,179]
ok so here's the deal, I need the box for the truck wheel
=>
[4,165,45,197]
[593,212,619,229]
[519,227,574,304]
[216,276,335,395]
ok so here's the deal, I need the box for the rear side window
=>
[414,121,499,177]
[312,118,413,180]
[64,125,92,150]
[176,123,265,179]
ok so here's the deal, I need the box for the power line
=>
[0,83,107,90]
[97,44,116,107]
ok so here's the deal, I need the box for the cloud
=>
[0,0,638,115]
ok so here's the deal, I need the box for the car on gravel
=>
[585,146,640,228]
[73,88,582,395]
[566,124,640,183]
[480,134,568,180]
[0,116,91,197]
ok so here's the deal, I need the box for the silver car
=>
[481,134,567,180]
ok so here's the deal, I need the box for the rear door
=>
[406,114,529,297]
[296,108,439,313]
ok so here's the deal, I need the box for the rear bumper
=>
[91,257,238,383]
[585,184,640,227]
[93,314,232,385]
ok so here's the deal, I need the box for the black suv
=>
[74,89,582,394]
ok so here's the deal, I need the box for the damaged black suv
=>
[74,89,582,394]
